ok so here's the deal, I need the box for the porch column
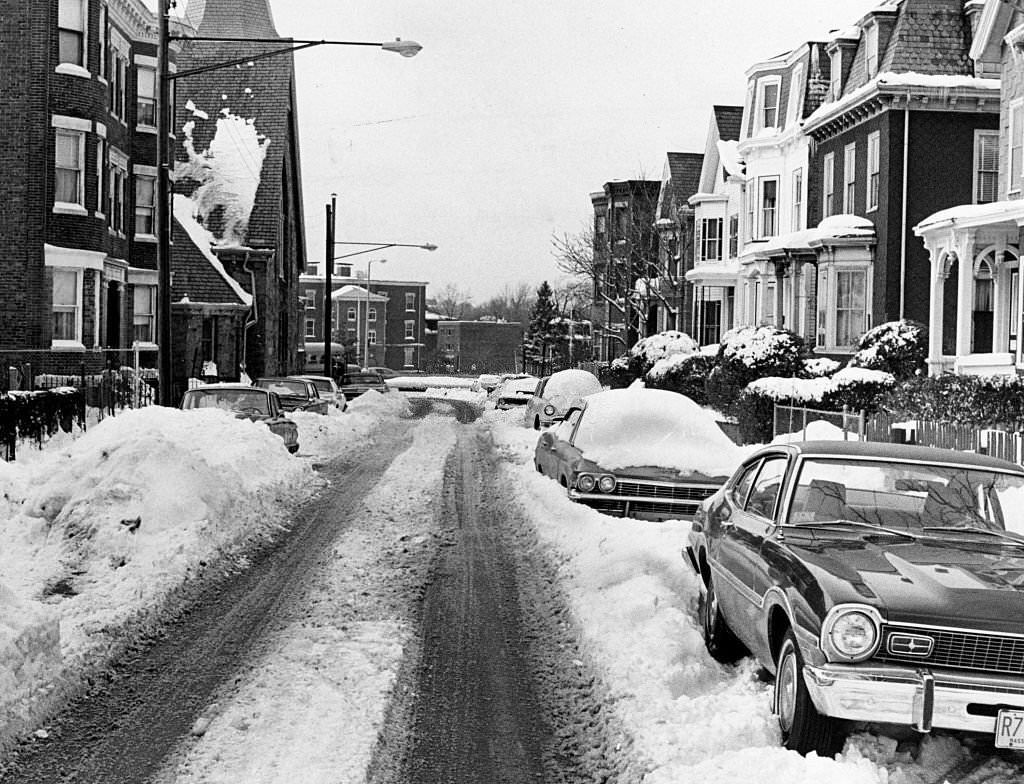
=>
[927,253,946,376]
[775,263,786,327]
[993,241,1009,352]
[955,234,975,358]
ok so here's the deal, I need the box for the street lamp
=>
[364,259,387,369]
[155,0,424,404]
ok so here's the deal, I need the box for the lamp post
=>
[364,259,387,369]
[154,0,423,405]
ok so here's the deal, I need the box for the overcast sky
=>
[179,0,879,302]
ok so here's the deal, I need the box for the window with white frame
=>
[865,23,879,78]
[836,269,867,346]
[134,172,155,236]
[975,130,999,204]
[742,81,755,139]
[764,281,776,326]
[700,217,722,261]
[368,329,377,345]
[58,0,86,67]
[791,169,803,231]
[347,307,356,320]
[760,177,779,237]
[843,143,856,213]
[368,307,377,321]
[305,318,316,338]
[96,139,105,215]
[55,129,85,206]
[405,292,416,311]
[867,132,880,211]
[404,320,415,339]
[728,215,739,257]
[98,4,107,79]
[746,188,755,243]
[132,284,155,343]
[304,289,316,309]
[1010,100,1024,196]
[786,64,804,127]
[404,346,415,367]
[52,268,81,342]
[136,65,156,127]
[823,152,835,217]
[756,77,781,131]
[108,31,129,121]
[830,51,842,100]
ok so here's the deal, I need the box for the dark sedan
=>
[685,440,1024,756]
[253,377,329,415]
[180,384,299,453]
[340,372,389,400]
[534,387,734,521]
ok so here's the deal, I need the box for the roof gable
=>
[713,105,744,142]
[188,0,280,38]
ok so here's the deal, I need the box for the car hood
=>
[788,531,1024,632]
[578,459,725,484]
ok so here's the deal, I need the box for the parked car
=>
[685,439,1024,757]
[534,387,734,520]
[253,377,329,415]
[367,366,399,379]
[292,374,346,412]
[340,371,389,400]
[492,375,539,410]
[523,368,603,429]
[475,373,501,393]
[180,384,299,453]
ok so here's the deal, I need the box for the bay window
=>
[55,129,85,206]
[760,177,778,237]
[700,217,723,261]
[58,0,86,68]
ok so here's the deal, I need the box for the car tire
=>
[699,578,746,664]
[774,629,843,757]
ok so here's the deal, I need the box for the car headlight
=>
[597,474,616,493]
[576,474,597,492]
[821,605,881,662]
[543,404,556,416]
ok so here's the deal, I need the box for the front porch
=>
[915,200,1024,377]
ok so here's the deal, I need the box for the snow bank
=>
[748,367,894,403]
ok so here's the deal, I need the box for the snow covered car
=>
[340,371,389,400]
[686,440,1024,757]
[254,377,329,415]
[180,384,299,453]
[292,374,346,412]
[492,375,539,410]
[523,368,603,430]
[534,387,737,521]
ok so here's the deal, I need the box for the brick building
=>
[0,0,173,376]
[433,321,524,374]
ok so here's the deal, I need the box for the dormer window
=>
[756,76,781,131]
[830,51,842,100]
[786,63,805,126]
[865,23,879,78]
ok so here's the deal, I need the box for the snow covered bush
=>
[644,352,716,404]
[630,330,697,371]
[750,367,895,413]
[705,326,807,416]
[732,390,776,444]
[600,355,637,389]
[848,319,927,379]
[802,356,840,378]
[881,373,1024,425]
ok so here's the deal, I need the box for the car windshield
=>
[182,389,270,415]
[257,380,307,397]
[787,457,1024,536]
[306,379,332,394]
[346,374,382,384]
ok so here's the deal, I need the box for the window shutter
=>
[695,219,703,261]
[977,133,999,204]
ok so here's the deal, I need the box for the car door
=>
[549,407,584,485]
[713,453,790,642]
[537,407,580,478]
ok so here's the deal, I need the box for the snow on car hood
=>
[544,369,603,408]
[574,387,749,477]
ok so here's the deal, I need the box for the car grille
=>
[614,481,717,502]
[876,625,1024,676]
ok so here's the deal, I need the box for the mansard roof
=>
[713,105,744,142]
[188,0,280,39]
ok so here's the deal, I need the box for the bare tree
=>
[472,282,533,324]
[428,283,473,319]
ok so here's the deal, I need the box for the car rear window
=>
[346,374,383,384]
[258,380,307,396]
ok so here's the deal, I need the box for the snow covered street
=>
[2,393,1024,783]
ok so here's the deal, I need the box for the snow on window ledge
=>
[135,234,157,243]
[50,340,86,351]
[55,63,92,79]
[53,203,88,216]
[136,124,157,135]
[131,341,159,351]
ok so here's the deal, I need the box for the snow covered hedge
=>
[0,388,84,459]
[881,373,1024,425]
[705,327,807,416]
[644,352,716,404]
[847,319,927,379]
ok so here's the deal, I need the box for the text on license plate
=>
[995,709,1024,749]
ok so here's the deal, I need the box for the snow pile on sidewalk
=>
[487,413,974,784]
[290,388,411,459]
[0,406,315,750]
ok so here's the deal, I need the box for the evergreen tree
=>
[525,281,568,374]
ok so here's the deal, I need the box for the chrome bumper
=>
[567,489,699,521]
[803,662,1024,734]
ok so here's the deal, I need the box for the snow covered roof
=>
[716,140,745,178]
[331,285,388,302]
[745,215,876,257]
[172,194,253,307]
[684,261,742,283]
[914,199,1024,234]
[803,71,999,132]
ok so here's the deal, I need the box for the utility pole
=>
[156,0,173,405]
[323,195,336,378]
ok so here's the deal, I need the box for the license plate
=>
[995,709,1024,749]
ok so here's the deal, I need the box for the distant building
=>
[301,273,430,370]
[434,321,524,374]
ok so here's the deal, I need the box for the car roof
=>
[187,383,266,392]
[761,439,1024,473]
[256,376,306,383]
